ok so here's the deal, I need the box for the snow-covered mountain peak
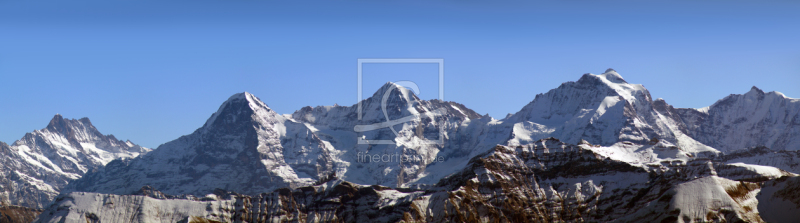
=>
[600,68,627,83]
[514,70,649,124]
[743,86,795,101]
[203,91,282,129]
[743,86,797,100]
[506,70,716,153]
[572,71,649,109]
[14,114,151,162]
[676,85,800,151]
[45,113,68,130]
[577,69,627,85]
[0,115,150,208]
[741,86,768,102]
[65,91,337,197]
[229,91,268,109]
[748,86,764,95]
[42,114,95,142]
[19,115,143,154]
[369,81,421,102]
[709,86,796,109]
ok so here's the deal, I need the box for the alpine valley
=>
[4,69,800,222]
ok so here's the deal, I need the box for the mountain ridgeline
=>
[0,115,150,209]
[6,69,800,222]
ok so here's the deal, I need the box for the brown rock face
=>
[0,205,41,223]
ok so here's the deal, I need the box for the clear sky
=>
[1,0,798,148]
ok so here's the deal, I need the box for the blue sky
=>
[1,0,798,148]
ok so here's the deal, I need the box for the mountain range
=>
[2,69,799,222]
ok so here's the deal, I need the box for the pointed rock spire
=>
[46,114,66,131]
[369,82,420,101]
[749,86,764,94]
[203,92,282,129]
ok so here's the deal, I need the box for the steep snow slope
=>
[619,176,764,223]
[64,92,336,197]
[0,115,150,209]
[505,69,717,154]
[676,86,800,151]
[757,176,800,222]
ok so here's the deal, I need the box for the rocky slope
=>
[0,115,150,209]
[0,205,40,223]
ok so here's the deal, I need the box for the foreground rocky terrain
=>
[0,205,40,223]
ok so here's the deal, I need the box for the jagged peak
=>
[46,114,95,134]
[220,92,271,111]
[226,91,261,104]
[740,86,797,101]
[652,98,669,109]
[577,73,595,83]
[47,113,65,128]
[747,86,765,95]
[78,117,92,125]
[369,81,420,102]
[204,92,279,128]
